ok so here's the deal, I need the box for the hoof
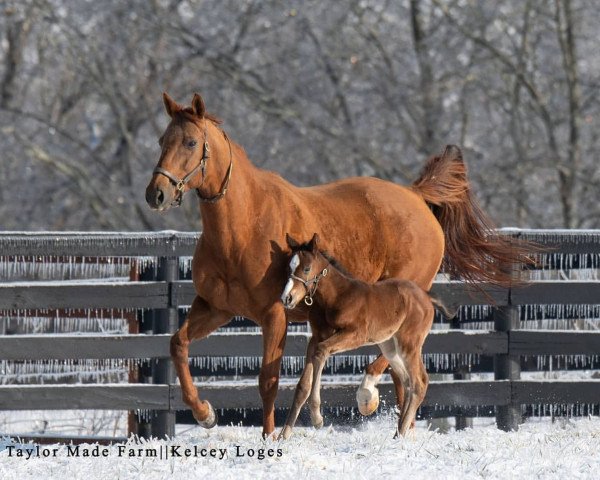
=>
[279,426,292,440]
[312,417,324,429]
[357,387,380,416]
[195,402,218,429]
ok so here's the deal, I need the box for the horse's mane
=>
[179,108,223,126]
[170,107,232,143]
[291,243,351,277]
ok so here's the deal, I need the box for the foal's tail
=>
[412,145,533,287]
[429,295,457,319]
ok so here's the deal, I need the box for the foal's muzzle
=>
[282,293,295,309]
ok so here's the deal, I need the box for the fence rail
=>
[1,229,599,439]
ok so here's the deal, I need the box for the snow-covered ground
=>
[1,415,599,480]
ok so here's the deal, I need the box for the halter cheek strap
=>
[153,141,210,204]
[153,125,233,206]
[290,268,328,306]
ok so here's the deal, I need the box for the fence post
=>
[451,317,473,430]
[493,261,521,431]
[151,255,178,438]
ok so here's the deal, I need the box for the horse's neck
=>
[198,144,262,238]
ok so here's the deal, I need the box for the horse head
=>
[145,92,232,210]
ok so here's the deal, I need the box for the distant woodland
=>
[1,0,599,230]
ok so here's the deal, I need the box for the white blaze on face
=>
[281,254,300,305]
[289,253,300,274]
[281,278,294,304]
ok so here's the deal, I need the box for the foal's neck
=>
[312,255,354,307]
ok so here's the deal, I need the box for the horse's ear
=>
[191,93,206,118]
[286,233,300,250]
[309,233,320,252]
[163,92,179,118]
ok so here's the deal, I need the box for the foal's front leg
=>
[307,329,366,431]
[279,335,318,440]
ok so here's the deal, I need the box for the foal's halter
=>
[153,123,234,206]
[290,267,328,306]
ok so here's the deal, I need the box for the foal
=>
[279,233,435,439]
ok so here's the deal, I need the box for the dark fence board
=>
[173,280,508,308]
[503,229,600,254]
[4,380,599,411]
[0,281,169,309]
[429,282,507,307]
[0,385,169,410]
[424,330,507,354]
[0,232,198,257]
[2,230,598,257]
[513,380,600,404]
[0,331,507,360]
[510,330,600,355]
[511,281,600,305]
[171,380,510,410]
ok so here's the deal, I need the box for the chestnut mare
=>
[145,93,525,437]
[279,233,439,439]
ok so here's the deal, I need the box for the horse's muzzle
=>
[145,184,167,210]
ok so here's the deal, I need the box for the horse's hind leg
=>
[279,336,318,440]
[171,296,231,428]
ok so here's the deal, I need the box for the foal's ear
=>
[191,93,206,118]
[308,233,320,252]
[285,233,300,250]
[163,92,179,118]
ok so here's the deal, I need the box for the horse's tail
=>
[412,145,532,287]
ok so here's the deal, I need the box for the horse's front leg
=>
[170,296,231,427]
[259,304,288,438]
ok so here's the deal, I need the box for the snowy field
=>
[1,415,599,480]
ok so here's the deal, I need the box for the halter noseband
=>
[153,123,233,206]
[290,268,328,306]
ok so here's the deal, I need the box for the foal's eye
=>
[185,139,197,148]
[303,267,311,274]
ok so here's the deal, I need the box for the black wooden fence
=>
[0,230,599,440]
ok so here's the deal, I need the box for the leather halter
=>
[290,268,328,306]
[153,124,233,206]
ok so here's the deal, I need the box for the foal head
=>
[145,92,230,210]
[281,233,329,309]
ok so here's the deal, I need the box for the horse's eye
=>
[186,139,197,148]
[303,267,311,274]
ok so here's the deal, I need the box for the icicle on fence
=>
[0,255,157,281]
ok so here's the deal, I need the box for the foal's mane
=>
[291,243,351,277]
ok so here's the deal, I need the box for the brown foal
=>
[279,233,435,439]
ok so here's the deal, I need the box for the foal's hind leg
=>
[356,354,389,416]
[279,336,318,440]
[395,349,428,436]
[378,338,413,436]
[171,296,232,428]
